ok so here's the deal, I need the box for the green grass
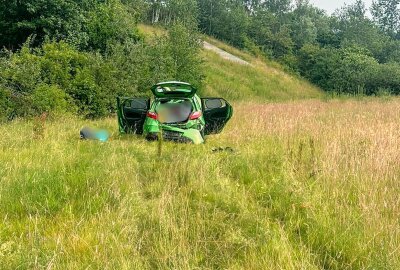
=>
[138,23,167,39]
[1,99,400,269]
[200,50,322,101]
[138,24,323,102]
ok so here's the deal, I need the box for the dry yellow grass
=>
[221,98,400,268]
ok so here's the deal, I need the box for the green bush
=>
[297,44,397,95]
[0,22,204,120]
[86,0,140,52]
[105,22,203,93]
[0,0,142,52]
[31,84,70,114]
[0,41,122,119]
[367,62,400,95]
[0,88,12,121]
[0,0,88,49]
[334,47,379,94]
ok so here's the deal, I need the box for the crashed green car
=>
[117,81,233,144]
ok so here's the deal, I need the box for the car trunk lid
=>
[151,81,197,98]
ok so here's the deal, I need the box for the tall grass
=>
[1,99,400,269]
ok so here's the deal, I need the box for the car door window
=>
[202,98,233,135]
[117,97,150,134]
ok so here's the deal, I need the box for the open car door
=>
[117,97,150,134]
[202,98,233,135]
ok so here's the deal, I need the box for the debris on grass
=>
[212,146,236,153]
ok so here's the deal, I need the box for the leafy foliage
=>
[143,0,400,94]
[1,0,400,119]
[372,0,400,36]
[0,0,88,49]
[86,0,140,52]
[0,0,142,51]
[0,22,203,119]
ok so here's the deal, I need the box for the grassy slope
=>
[2,27,400,269]
[138,24,323,101]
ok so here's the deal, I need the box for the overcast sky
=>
[309,0,374,14]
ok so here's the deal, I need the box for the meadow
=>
[1,98,400,269]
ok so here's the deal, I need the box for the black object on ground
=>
[212,147,235,153]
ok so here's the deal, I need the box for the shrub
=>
[297,44,390,94]
[31,84,69,114]
[86,0,140,53]
[0,22,204,120]
[0,41,120,119]
[367,62,400,95]
[168,22,203,89]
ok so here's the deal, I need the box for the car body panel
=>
[151,81,197,98]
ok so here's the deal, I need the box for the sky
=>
[309,0,374,14]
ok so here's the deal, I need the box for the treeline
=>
[144,0,400,95]
[0,0,202,120]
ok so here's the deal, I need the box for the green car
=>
[117,81,233,144]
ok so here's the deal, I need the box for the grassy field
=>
[0,25,396,269]
[1,98,400,269]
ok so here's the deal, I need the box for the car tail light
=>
[147,111,158,120]
[189,111,202,120]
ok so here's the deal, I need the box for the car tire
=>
[146,133,159,141]
[200,128,205,141]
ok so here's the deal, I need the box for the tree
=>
[146,0,198,27]
[198,0,249,47]
[0,0,88,50]
[86,0,140,53]
[261,0,292,15]
[168,22,203,88]
[371,0,400,36]
[332,0,388,58]
[290,1,322,48]
[0,0,141,52]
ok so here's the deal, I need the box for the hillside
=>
[138,24,323,101]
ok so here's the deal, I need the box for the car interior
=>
[156,99,193,124]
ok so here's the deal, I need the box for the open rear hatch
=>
[151,81,197,98]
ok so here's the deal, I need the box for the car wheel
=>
[200,128,205,140]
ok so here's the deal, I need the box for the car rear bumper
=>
[146,131,194,143]
[146,127,205,144]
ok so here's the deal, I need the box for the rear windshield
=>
[155,85,191,93]
[156,99,193,124]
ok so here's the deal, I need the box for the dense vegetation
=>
[0,0,400,119]
[1,0,400,119]
[0,0,202,120]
